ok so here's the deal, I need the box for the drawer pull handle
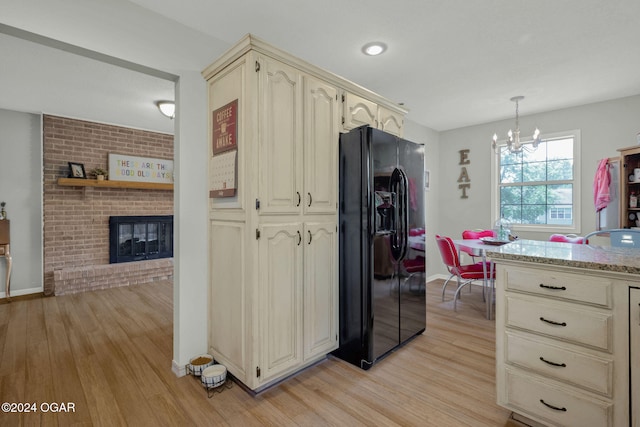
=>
[539,356,566,367]
[539,284,566,291]
[540,317,567,327]
[540,399,567,412]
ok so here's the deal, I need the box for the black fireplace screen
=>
[109,215,173,263]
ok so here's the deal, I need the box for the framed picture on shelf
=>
[68,162,86,179]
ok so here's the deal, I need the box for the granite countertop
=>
[486,239,640,275]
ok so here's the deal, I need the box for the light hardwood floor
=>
[0,279,518,426]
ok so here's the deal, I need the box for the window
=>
[491,130,581,233]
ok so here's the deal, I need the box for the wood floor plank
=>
[74,354,128,427]
[41,296,93,426]
[0,299,27,377]
[83,303,165,426]
[24,338,57,427]
[0,279,519,426]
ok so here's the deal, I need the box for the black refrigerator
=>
[334,125,426,370]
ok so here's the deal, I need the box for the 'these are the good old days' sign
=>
[108,153,174,184]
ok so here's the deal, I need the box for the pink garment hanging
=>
[593,158,610,212]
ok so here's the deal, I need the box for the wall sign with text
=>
[458,149,471,199]
[210,99,238,198]
[108,153,173,184]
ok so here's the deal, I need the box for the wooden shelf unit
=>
[57,177,173,191]
[618,145,640,228]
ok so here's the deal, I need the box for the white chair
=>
[582,229,640,248]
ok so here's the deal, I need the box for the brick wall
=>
[43,115,174,295]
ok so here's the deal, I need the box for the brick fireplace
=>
[43,115,174,295]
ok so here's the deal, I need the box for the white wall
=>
[403,120,441,280]
[172,72,208,374]
[0,109,43,296]
[432,95,640,276]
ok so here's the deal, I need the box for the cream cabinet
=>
[256,221,337,384]
[204,35,396,391]
[303,222,338,361]
[257,57,302,216]
[342,92,405,137]
[258,57,338,216]
[303,77,338,215]
[257,223,303,383]
[631,288,640,426]
[377,105,404,137]
[495,262,631,427]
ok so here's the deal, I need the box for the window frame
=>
[490,129,581,234]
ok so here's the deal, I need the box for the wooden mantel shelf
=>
[57,177,173,191]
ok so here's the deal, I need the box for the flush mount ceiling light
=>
[362,42,387,56]
[491,96,541,154]
[156,101,175,119]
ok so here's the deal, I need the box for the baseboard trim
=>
[427,273,449,282]
[172,359,187,377]
[0,285,44,300]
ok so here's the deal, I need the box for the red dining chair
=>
[461,229,495,262]
[435,234,495,311]
[549,233,588,244]
[461,229,496,240]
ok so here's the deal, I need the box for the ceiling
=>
[2,0,640,134]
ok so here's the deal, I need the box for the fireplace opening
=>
[109,215,173,263]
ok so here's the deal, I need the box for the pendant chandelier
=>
[492,96,541,154]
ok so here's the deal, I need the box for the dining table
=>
[452,238,505,320]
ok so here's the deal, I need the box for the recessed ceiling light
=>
[362,42,387,56]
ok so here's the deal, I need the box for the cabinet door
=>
[303,76,339,215]
[343,92,377,131]
[631,287,640,427]
[377,106,403,137]
[303,222,338,360]
[258,57,303,215]
[258,224,303,383]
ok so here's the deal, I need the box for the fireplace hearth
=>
[109,215,173,263]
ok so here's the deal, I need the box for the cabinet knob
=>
[296,192,301,207]
[308,193,312,207]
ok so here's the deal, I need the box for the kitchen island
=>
[487,239,640,427]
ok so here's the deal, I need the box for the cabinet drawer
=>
[504,368,612,427]
[505,332,613,396]
[506,296,612,351]
[505,267,611,307]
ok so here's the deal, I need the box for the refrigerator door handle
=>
[389,169,400,259]
[397,168,409,262]
[390,168,409,262]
